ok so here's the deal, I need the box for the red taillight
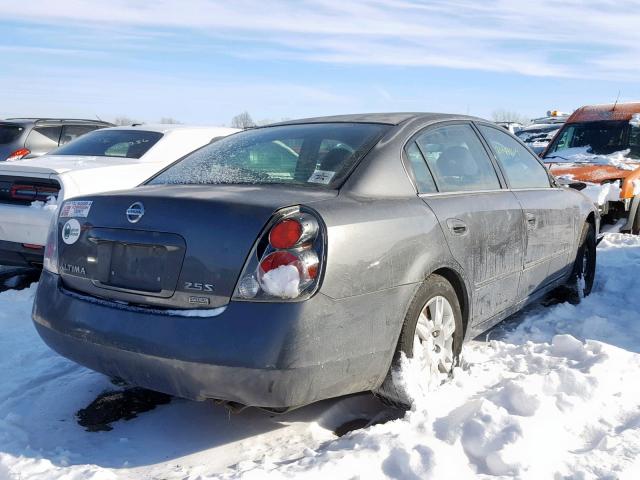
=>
[22,243,44,250]
[10,184,59,202]
[234,209,324,301]
[6,148,30,161]
[260,251,299,273]
[269,219,303,249]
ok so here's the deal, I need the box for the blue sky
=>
[1,0,639,125]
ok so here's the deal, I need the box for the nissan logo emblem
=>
[126,202,145,223]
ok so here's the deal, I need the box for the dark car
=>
[0,118,113,162]
[33,113,598,410]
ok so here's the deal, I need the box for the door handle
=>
[446,218,468,235]
[526,213,537,230]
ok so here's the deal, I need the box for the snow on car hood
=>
[546,148,639,171]
[0,155,143,175]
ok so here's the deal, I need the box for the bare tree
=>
[231,111,256,129]
[113,116,139,126]
[491,109,529,125]
[159,117,182,124]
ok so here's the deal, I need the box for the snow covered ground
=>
[1,234,639,479]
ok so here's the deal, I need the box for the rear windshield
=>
[50,130,163,159]
[0,125,25,145]
[545,120,640,160]
[148,123,389,188]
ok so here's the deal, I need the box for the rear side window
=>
[0,125,25,144]
[149,123,389,188]
[25,126,62,151]
[479,125,550,189]
[405,142,437,193]
[415,124,501,193]
[59,124,101,145]
[52,130,163,159]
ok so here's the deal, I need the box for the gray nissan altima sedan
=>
[32,113,598,410]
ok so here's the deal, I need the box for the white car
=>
[0,124,238,267]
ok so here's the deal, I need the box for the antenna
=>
[612,91,620,111]
[95,114,104,122]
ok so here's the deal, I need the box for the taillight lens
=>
[10,184,59,202]
[43,211,60,274]
[269,219,302,249]
[233,207,324,301]
[6,148,30,161]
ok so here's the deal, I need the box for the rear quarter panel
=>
[313,194,465,299]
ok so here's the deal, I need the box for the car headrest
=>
[320,147,351,171]
[436,146,478,176]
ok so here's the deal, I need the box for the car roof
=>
[269,112,482,126]
[3,118,113,126]
[520,122,563,130]
[103,124,234,134]
[567,102,640,123]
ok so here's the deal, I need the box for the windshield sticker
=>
[61,219,81,245]
[60,200,93,218]
[308,170,335,184]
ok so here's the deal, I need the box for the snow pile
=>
[30,195,58,211]
[547,147,639,170]
[0,234,639,479]
[228,335,640,479]
[260,264,300,298]
[581,179,622,206]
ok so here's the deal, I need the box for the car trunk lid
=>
[57,183,336,309]
[0,155,142,176]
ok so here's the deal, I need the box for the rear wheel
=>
[569,222,596,298]
[375,274,463,409]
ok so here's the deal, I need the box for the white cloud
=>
[1,0,639,80]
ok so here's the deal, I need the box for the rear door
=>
[408,122,525,326]
[477,124,576,298]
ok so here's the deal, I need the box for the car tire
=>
[568,222,596,298]
[374,274,463,409]
[632,202,640,235]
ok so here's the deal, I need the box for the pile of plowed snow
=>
[0,234,639,479]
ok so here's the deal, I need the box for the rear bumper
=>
[0,240,44,267]
[33,271,414,408]
[0,203,52,245]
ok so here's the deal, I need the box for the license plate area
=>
[106,243,166,292]
[88,229,186,298]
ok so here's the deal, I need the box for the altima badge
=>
[126,202,145,223]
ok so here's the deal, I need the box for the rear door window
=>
[59,124,101,145]
[0,125,25,144]
[415,124,501,193]
[479,125,551,189]
[25,126,62,152]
